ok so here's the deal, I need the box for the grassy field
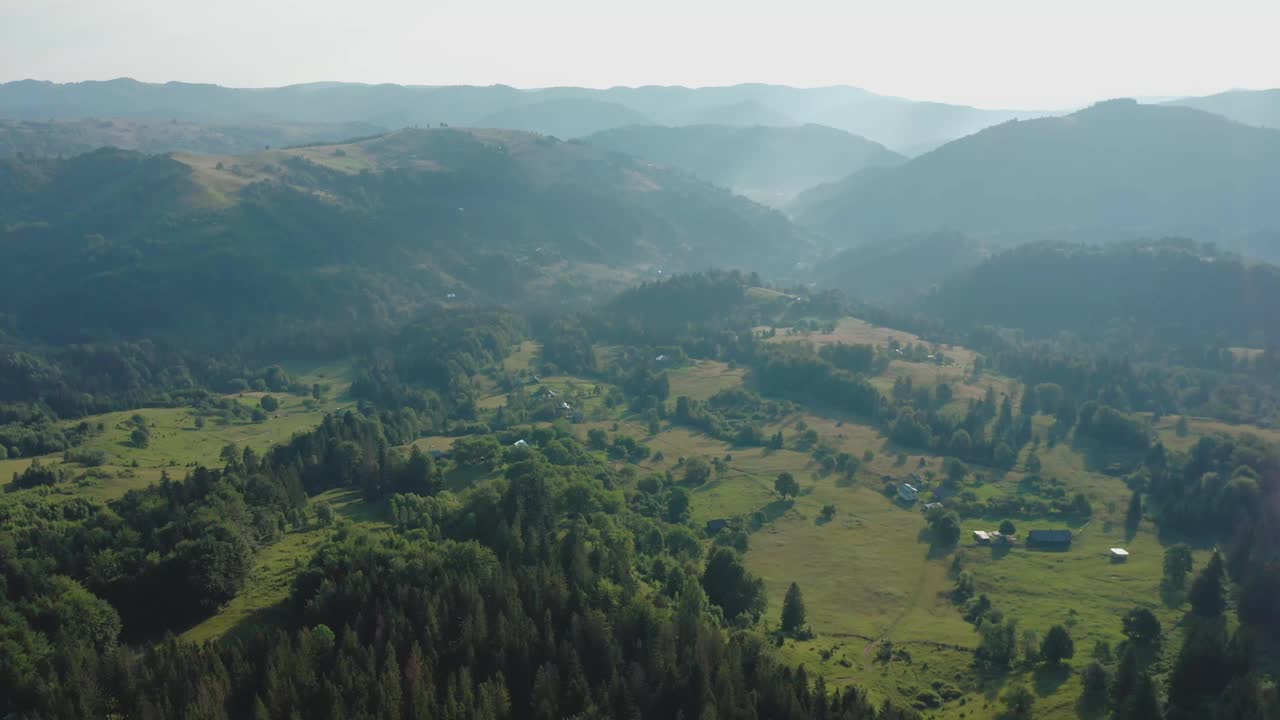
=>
[667,359,748,401]
[643,335,1228,717]
[2,364,353,502]
[182,488,388,645]
[765,317,981,370]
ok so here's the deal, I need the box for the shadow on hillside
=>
[750,498,794,530]
[1033,664,1071,696]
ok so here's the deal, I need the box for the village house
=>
[1027,529,1073,549]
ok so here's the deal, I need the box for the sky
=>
[2,0,1278,109]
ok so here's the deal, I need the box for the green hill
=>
[586,124,904,206]
[0,128,810,345]
[794,99,1280,259]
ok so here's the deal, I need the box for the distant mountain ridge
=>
[1164,88,1280,130]
[0,78,1042,154]
[585,123,904,206]
[0,117,384,157]
[793,99,1280,260]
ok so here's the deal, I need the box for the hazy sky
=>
[3,0,1278,108]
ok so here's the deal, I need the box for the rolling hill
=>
[1166,88,1280,130]
[794,99,1280,258]
[0,117,384,157]
[585,123,904,205]
[0,128,811,345]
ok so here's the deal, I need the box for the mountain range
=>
[0,79,1042,154]
[794,99,1280,260]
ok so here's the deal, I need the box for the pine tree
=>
[1128,673,1163,720]
[781,582,807,634]
[1040,624,1075,666]
[1112,644,1139,708]
[1079,662,1109,711]
[1125,491,1143,539]
[1188,551,1226,617]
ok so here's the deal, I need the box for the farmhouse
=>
[1110,548,1130,562]
[924,502,944,511]
[1027,529,1073,549]
[974,530,992,544]
[897,483,919,502]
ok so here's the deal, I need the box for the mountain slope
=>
[585,124,903,206]
[0,128,810,345]
[794,99,1280,257]
[0,117,384,157]
[1165,88,1280,130]
[816,231,990,304]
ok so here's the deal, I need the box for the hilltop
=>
[0,127,810,345]
[793,99,1280,258]
[585,124,904,206]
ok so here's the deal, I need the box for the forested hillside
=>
[0,128,810,347]
[794,100,1280,259]
[816,231,990,303]
[923,240,1280,352]
[586,124,904,205]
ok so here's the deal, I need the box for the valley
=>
[4,60,1280,720]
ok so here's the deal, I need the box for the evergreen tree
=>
[781,582,807,635]
[1040,624,1075,666]
[1125,491,1143,539]
[1129,673,1164,720]
[1188,551,1226,618]
[1112,644,1139,709]
[1162,544,1194,590]
[1079,662,1109,711]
